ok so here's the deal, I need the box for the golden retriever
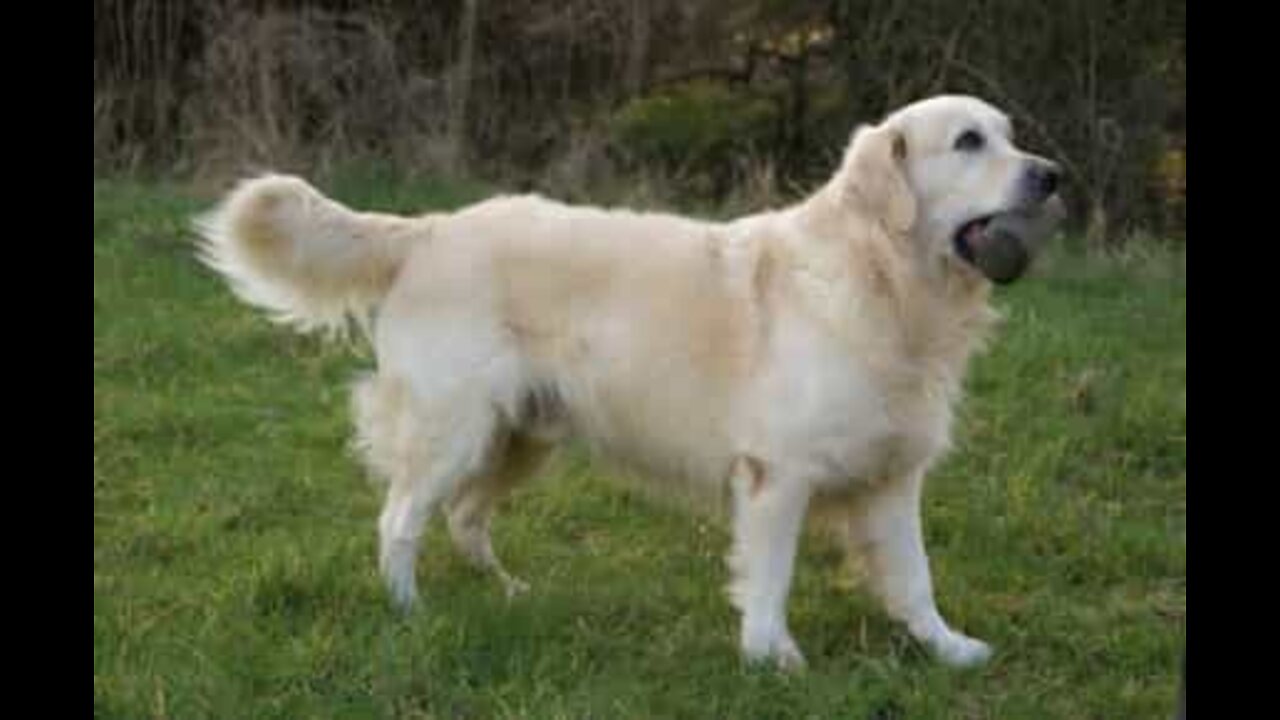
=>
[196,94,1064,670]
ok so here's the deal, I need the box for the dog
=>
[196,95,1064,670]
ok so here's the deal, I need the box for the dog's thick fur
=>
[197,95,1062,670]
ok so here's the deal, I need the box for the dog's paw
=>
[501,575,531,599]
[742,630,808,672]
[930,632,992,668]
[380,547,419,613]
[386,577,418,615]
[772,642,808,672]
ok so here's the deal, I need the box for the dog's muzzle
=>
[954,195,1066,284]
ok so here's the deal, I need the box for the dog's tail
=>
[195,174,430,336]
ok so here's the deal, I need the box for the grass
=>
[94,175,1185,719]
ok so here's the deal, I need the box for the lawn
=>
[94,175,1185,719]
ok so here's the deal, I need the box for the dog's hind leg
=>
[372,387,502,612]
[445,432,552,597]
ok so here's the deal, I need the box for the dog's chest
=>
[812,381,950,486]
[751,327,954,485]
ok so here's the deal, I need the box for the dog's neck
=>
[781,185,999,399]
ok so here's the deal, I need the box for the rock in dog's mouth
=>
[952,197,1065,285]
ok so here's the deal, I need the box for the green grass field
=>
[94,176,1185,719]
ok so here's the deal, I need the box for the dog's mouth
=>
[952,196,1065,285]
[953,215,1026,285]
[953,216,994,266]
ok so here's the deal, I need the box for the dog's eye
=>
[954,130,985,152]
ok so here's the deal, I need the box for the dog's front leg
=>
[853,469,992,667]
[726,457,812,671]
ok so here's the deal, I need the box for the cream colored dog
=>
[197,95,1063,670]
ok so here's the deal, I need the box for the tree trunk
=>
[624,0,650,98]
[448,0,479,171]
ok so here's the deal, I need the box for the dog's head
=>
[838,95,1065,285]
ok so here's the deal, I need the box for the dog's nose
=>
[1032,161,1061,198]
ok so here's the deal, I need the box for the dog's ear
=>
[840,124,916,235]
